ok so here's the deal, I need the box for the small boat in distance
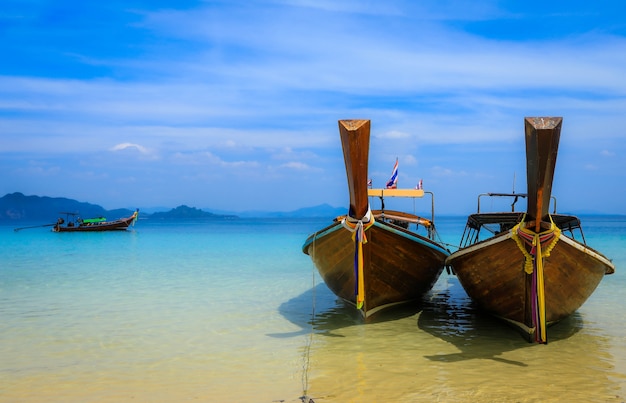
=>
[53,210,139,232]
[446,117,614,343]
[302,119,450,318]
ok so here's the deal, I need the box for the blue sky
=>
[1,0,625,214]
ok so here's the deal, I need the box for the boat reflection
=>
[272,283,425,338]
[418,276,583,364]
[279,279,620,402]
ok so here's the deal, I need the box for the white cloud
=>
[110,143,151,154]
[431,165,469,177]
[172,150,260,170]
[279,161,314,171]
[403,155,418,165]
[2,1,626,213]
[601,150,615,157]
[377,130,411,140]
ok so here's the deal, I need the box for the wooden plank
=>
[368,188,425,198]
[339,120,371,219]
[524,117,562,230]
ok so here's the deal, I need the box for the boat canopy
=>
[368,188,424,198]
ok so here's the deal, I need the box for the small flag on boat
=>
[416,179,423,190]
[386,158,398,189]
[367,178,372,187]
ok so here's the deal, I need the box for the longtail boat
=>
[52,210,139,232]
[446,117,614,343]
[302,119,450,318]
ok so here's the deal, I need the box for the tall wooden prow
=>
[339,119,371,220]
[302,119,449,318]
[524,117,562,232]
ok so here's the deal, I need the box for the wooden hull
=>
[54,212,137,232]
[446,230,614,340]
[303,220,449,317]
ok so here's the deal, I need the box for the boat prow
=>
[446,117,614,343]
[302,119,449,318]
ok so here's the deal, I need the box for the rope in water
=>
[299,233,318,403]
[511,215,561,343]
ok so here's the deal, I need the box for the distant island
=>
[0,192,129,222]
[149,205,237,220]
[0,192,345,222]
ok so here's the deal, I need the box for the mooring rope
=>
[299,233,317,403]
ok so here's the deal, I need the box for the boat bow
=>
[446,117,614,344]
[302,119,449,317]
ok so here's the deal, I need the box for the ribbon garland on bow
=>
[342,209,375,310]
[511,215,561,343]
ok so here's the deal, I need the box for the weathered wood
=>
[447,117,614,342]
[339,119,370,219]
[304,220,448,316]
[303,119,449,317]
[524,117,562,231]
[449,232,612,327]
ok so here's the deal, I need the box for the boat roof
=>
[466,212,523,230]
[467,212,581,231]
[368,188,425,198]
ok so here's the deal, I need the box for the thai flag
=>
[367,178,372,187]
[386,158,398,189]
[416,179,423,190]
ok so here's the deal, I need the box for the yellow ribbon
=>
[511,215,561,274]
[342,210,375,310]
[510,215,561,343]
[535,238,547,342]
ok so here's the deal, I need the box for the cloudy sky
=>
[1,0,625,214]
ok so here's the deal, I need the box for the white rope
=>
[300,233,318,402]
[341,207,374,241]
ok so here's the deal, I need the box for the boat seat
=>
[372,210,432,228]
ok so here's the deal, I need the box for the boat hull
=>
[303,220,449,317]
[446,230,614,339]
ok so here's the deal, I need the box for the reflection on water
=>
[278,277,584,344]
[274,283,425,338]
[282,276,623,402]
[418,277,584,367]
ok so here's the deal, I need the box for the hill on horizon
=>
[150,205,238,220]
[0,192,134,222]
[0,192,344,222]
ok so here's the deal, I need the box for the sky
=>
[1,0,625,215]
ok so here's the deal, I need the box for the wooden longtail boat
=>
[53,210,139,232]
[302,120,450,318]
[446,117,614,343]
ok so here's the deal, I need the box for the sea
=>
[1,215,624,403]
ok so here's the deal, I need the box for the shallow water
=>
[0,216,624,402]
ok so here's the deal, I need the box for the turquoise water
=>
[1,216,624,402]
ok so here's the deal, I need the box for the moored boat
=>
[53,210,139,232]
[446,117,615,343]
[302,119,450,318]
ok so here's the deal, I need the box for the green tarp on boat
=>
[82,217,106,224]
